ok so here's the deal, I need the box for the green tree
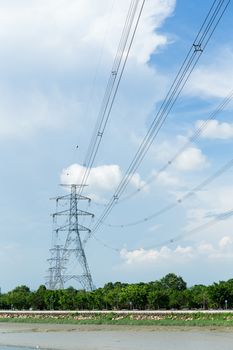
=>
[118,284,148,309]
[58,287,78,310]
[31,285,47,310]
[147,289,169,309]
[7,285,31,310]
[208,281,231,309]
[101,282,125,309]
[75,290,90,309]
[168,290,191,309]
[189,285,210,309]
[160,273,187,291]
[89,288,105,309]
[0,293,11,309]
[44,290,60,310]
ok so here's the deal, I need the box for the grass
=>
[1,312,233,327]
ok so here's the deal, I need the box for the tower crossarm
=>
[69,224,91,233]
[50,194,91,202]
[53,224,69,232]
[54,224,91,233]
[52,209,94,218]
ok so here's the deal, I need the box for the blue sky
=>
[0,0,233,291]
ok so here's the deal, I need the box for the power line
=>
[61,0,146,255]
[78,0,146,197]
[116,89,233,203]
[104,157,233,227]
[92,208,233,253]
[83,0,137,167]
[81,0,116,134]
[88,0,231,239]
[93,233,120,253]
[144,208,233,250]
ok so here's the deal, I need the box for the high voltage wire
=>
[77,0,146,198]
[84,0,138,166]
[102,89,233,227]
[143,208,233,250]
[89,0,231,235]
[92,233,120,253]
[84,88,233,209]
[86,0,231,240]
[72,0,130,224]
[92,208,233,253]
[105,0,230,199]
[103,157,233,227]
[116,89,233,203]
[81,0,116,133]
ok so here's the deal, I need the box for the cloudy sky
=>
[0,0,233,291]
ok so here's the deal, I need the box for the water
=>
[2,331,233,350]
[1,325,233,349]
[0,348,35,350]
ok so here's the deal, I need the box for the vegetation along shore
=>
[1,273,233,326]
[2,310,233,327]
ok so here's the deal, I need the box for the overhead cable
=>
[78,0,146,197]
[144,208,233,250]
[92,208,233,253]
[104,157,233,227]
[87,0,231,240]
[117,89,233,203]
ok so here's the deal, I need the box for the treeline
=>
[1,273,233,310]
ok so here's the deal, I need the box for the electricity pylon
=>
[46,184,94,291]
[47,244,67,290]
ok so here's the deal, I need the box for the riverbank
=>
[1,310,233,327]
[1,323,233,350]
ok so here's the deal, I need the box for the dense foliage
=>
[1,273,233,310]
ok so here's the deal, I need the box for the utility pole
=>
[46,184,94,291]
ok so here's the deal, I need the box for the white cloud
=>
[219,236,233,249]
[197,238,233,260]
[153,137,208,172]
[179,186,233,250]
[0,0,176,139]
[128,0,176,63]
[85,0,176,64]
[186,48,233,99]
[156,170,180,186]
[120,245,194,265]
[120,236,233,267]
[196,119,233,139]
[191,187,233,216]
[129,173,148,191]
[198,243,215,254]
[0,0,175,64]
[60,163,145,198]
[61,163,122,193]
[153,139,178,162]
[174,147,207,171]
[148,224,161,232]
[0,88,78,139]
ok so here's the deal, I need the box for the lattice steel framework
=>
[46,185,94,291]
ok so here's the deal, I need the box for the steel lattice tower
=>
[46,184,94,291]
[47,245,67,290]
